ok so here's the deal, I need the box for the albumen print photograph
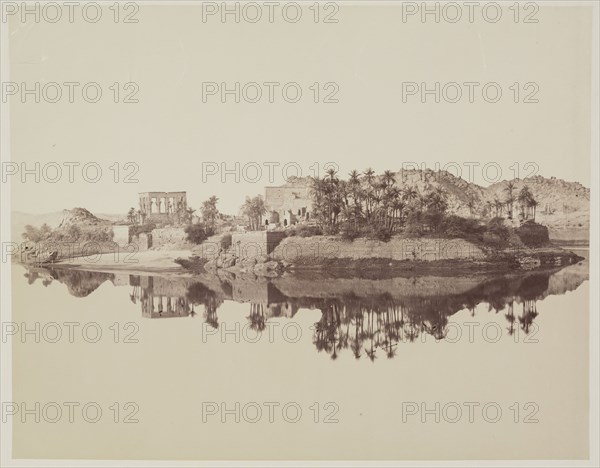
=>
[0,1,598,466]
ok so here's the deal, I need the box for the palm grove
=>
[308,169,539,242]
[122,169,540,246]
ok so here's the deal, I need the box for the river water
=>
[9,249,589,460]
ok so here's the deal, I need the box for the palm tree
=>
[518,186,534,220]
[530,198,538,221]
[127,207,136,224]
[201,196,219,231]
[505,300,516,336]
[504,181,516,219]
[362,168,375,221]
[242,195,267,230]
[183,207,196,224]
[402,186,419,206]
[347,170,363,224]
[493,198,504,217]
[425,189,448,214]
[382,170,396,188]
[326,167,338,182]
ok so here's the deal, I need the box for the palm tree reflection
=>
[21,258,588,361]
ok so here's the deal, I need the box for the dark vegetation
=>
[220,233,232,250]
[307,169,542,249]
[22,223,113,243]
[285,225,323,238]
[516,221,550,247]
[184,223,214,245]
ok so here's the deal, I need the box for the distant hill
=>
[398,170,589,241]
[11,209,123,242]
[483,176,589,241]
[10,170,590,243]
[295,169,589,242]
[57,208,110,227]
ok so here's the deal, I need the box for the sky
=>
[4,3,593,216]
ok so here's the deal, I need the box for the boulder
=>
[517,256,541,269]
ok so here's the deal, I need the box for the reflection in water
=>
[22,253,588,361]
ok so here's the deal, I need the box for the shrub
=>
[22,223,53,242]
[422,209,444,233]
[184,223,212,245]
[339,222,360,242]
[322,224,339,235]
[404,211,423,236]
[220,233,232,250]
[366,225,392,242]
[67,224,82,240]
[440,215,484,239]
[516,221,549,247]
[486,217,510,240]
[51,225,113,243]
[483,217,510,248]
[91,227,114,242]
[295,224,322,237]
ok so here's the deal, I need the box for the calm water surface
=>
[11,249,589,460]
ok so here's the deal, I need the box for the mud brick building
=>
[264,179,312,227]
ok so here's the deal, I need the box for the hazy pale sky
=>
[6,3,593,215]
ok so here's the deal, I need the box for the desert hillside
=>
[11,209,123,242]
[375,170,589,242]
[11,171,590,243]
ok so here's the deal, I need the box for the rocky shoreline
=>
[175,244,584,278]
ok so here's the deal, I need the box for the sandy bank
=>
[51,249,192,275]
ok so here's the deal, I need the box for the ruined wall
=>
[231,281,288,305]
[231,231,286,259]
[127,232,152,252]
[150,227,188,248]
[265,186,312,216]
[271,236,486,262]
